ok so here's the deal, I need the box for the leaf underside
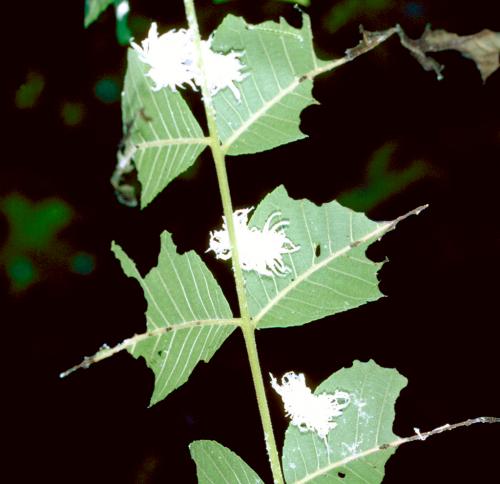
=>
[122,50,207,208]
[189,362,407,483]
[190,440,264,484]
[112,232,234,406]
[282,360,407,484]
[212,14,328,156]
[246,186,395,329]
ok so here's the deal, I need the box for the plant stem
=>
[241,323,284,484]
[183,1,284,482]
[182,0,250,323]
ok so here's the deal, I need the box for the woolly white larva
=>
[207,208,300,277]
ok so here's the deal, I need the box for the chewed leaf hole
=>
[338,471,346,478]
[315,244,321,257]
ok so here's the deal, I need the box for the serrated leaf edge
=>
[253,205,427,327]
[220,74,314,154]
[293,416,500,484]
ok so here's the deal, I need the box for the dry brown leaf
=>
[398,26,500,82]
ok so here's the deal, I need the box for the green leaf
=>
[122,50,208,208]
[245,186,425,328]
[281,360,407,483]
[211,14,328,156]
[190,440,265,483]
[84,0,114,28]
[112,232,235,406]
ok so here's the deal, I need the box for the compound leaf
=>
[112,232,235,406]
[122,50,208,208]
[190,440,264,484]
[211,14,329,156]
[245,186,425,328]
[282,360,407,483]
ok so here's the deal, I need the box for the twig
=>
[296,417,500,483]
[59,318,240,379]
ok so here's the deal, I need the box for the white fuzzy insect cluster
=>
[199,36,247,100]
[270,372,350,442]
[207,208,300,277]
[131,22,246,100]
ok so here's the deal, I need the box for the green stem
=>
[182,0,250,323]
[183,1,284,483]
[241,323,284,484]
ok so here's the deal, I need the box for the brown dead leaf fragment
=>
[398,26,500,82]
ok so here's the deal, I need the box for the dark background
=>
[6,0,500,482]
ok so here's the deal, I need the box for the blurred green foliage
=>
[338,143,429,211]
[1,195,72,249]
[84,0,114,27]
[115,0,132,45]
[94,78,121,103]
[71,252,96,275]
[274,0,311,5]
[7,256,37,291]
[61,102,86,126]
[324,0,393,33]
[84,0,131,45]
[212,0,310,5]
[15,72,45,109]
[0,194,79,291]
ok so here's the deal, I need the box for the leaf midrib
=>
[221,74,305,154]
[253,220,393,326]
